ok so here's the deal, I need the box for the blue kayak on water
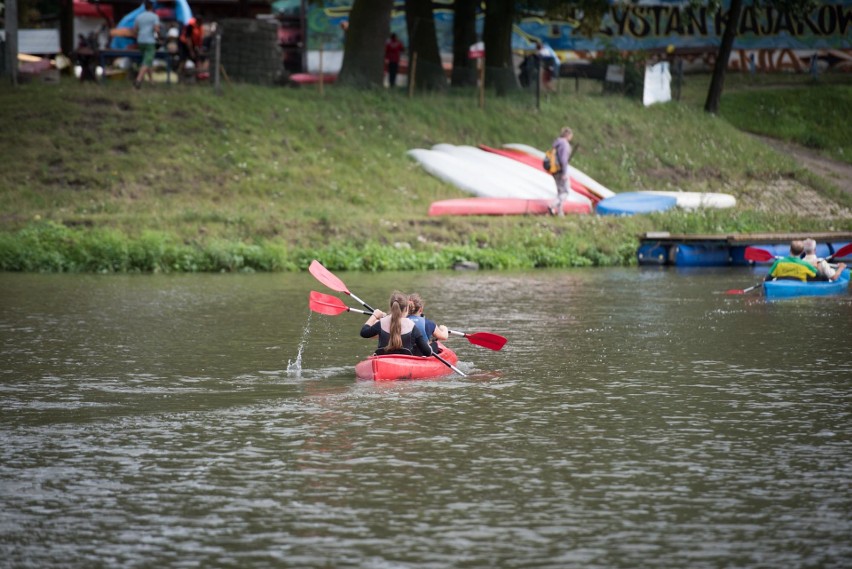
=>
[763,268,850,300]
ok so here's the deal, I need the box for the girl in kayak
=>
[361,291,433,356]
[407,293,448,355]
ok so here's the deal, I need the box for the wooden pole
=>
[213,30,221,95]
[535,56,541,111]
[478,58,485,109]
[319,44,324,96]
[408,52,417,98]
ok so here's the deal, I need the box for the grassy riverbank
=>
[1,72,850,273]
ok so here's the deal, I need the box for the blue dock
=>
[637,232,852,266]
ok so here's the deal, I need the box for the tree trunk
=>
[450,0,478,87]
[405,0,447,91]
[60,0,74,56]
[338,0,394,88]
[5,0,19,85]
[704,0,743,114]
[482,0,518,96]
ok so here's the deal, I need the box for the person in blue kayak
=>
[765,240,817,282]
[802,238,847,281]
[361,291,433,356]
[407,293,448,355]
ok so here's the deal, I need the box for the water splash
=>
[286,313,311,377]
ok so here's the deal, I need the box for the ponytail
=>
[387,291,407,351]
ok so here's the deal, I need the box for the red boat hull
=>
[355,346,459,381]
[429,197,591,216]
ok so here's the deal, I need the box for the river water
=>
[1,268,850,568]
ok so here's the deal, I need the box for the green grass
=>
[0,71,850,273]
[719,85,851,163]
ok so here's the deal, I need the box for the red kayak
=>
[289,73,337,85]
[355,345,459,381]
[429,197,591,216]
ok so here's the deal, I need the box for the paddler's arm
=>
[413,326,433,357]
[360,309,385,338]
[432,324,449,341]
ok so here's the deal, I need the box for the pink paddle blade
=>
[309,260,350,294]
[308,290,349,316]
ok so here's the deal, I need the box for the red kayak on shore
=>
[429,197,591,216]
[355,344,459,381]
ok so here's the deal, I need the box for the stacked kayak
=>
[355,345,459,381]
[477,145,602,204]
[764,269,850,299]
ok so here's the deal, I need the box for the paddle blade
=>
[829,242,852,261]
[310,290,344,305]
[309,260,350,294]
[466,332,508,351]
[744,247,776,263]
[308,291,349,316]
[724,283,761,295]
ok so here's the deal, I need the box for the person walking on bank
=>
[549,126,574,216]
[134,0,161,89]
[384,33,405,87]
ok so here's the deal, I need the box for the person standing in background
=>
[537,41,559,92]
[384,33,405,87]
[133,0,161,89]
[177,16,204,81]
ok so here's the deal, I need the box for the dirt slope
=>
[754,135,852,196]
[739,135,852,220]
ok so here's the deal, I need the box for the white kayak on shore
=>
[408,145,592,207]
[638,191,737,210]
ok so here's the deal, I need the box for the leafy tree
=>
[337,0,395,88]
[482,0,518,94]
[450,0,479,87]
[704,0,743,113]
[405,0,446,91]
[704,0,816,113]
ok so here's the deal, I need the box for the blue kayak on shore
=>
[596,192,677,216]
[763,268,850,299]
